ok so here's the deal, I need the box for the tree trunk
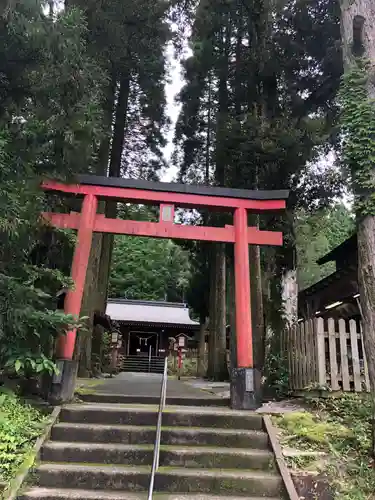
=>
[207,246,216,379]
[280,212,298,330]
[234,8,243,118]
[207,243,228,381]
[357,217,375,451]
[205,72,212,183]
[281,268,298,329]
[77,233,103,377]
[213,243,228,381]
[340,0,375,455]
[198,317,208,377]
[249,243,265,372]
[208,17,230,382]
[78,77,115,377]
[226,252,236,372]
[94,75,131,351]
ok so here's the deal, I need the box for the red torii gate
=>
[43,175,288,408]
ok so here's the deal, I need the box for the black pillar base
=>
[48,359,78,405]
[230,367,262,410]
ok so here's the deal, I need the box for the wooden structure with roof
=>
[299,234,360,320]
[106,299,200,357]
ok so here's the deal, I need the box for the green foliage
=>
[0,390,49,482]
[100,331,112,371]
[168,355,198,377]
[109,234,191,301]
[263,351,290,398]
[296,203,354,289]
[185,243,210,322]
[339,60,375,216]
[0,2,104,380]
[275,395,375,499]
[70,0,171,177]
[2,350,58,378]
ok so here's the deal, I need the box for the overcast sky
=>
[161,41,189,182]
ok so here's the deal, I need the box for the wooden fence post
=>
[289,325,295,390]
[316,318,326,387]
[360,322,370,392]
[309,318,318,385]
[327,318,339,391]
[350,320,362,392]
[339,319,350,391]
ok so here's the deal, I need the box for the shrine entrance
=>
[42,175,288,409]
[128,331,158,356]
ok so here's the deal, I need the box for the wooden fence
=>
[284,318,370,393]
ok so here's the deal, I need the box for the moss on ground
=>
[273,394,375,499]
[75,378,105,395]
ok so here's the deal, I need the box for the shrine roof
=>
[105,299,200,328]
[78,175,289,202]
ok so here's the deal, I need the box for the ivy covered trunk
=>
[281,269,298,330]
[340,0,375,456]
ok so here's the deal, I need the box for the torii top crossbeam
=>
[43,176,288,245]
[44,174,289,209]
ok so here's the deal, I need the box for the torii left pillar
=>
[49,194,98,404]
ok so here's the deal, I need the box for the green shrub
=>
[0,390,49,482]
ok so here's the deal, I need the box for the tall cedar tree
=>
[175,0,343,379]
[65,0,171,375]
[339,0,375,455]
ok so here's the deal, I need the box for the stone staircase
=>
[20,401,286,500]
[121,355,165,374]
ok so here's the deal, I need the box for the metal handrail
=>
[147,356,168,500]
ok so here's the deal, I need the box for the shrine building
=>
[105,298,200,372]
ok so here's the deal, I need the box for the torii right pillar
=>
[231,206,260,410]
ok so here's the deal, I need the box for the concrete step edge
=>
[38,463,280,479]
[21,488,282,500]
[77,394,228,406]
[52,422,267,436]
[62,404,262,416]
[43,441,273,456]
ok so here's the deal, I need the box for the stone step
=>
[78,393,229,407]
[121,358,164,364]
[121,363,163,367]
[20,487,283,500]
[121,360,164,365]
[121,359,164,374]
[51,423,269,449]
[41,442,274,470]
[36,464,284,497]
[121,367,164,374]
[122,356,165,362]
[59,404,264,431]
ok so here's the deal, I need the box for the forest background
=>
[0,0,365,386]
